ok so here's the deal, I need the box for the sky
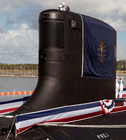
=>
[0,0,126,64]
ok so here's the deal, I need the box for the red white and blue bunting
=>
[14,99,126,136]
[99,100,115,114]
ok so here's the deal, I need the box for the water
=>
[0,75,126,102]
[0,77,38,101]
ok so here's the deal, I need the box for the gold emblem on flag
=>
[97,40,106,62]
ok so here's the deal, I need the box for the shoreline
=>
[0,71,126,77]
[116,71,126,75]
[0,75,38,78]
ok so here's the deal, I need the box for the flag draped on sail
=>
[81,15,114,79]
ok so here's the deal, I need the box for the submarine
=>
[1,8,126,140]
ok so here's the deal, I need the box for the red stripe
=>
[122,94,126,97]
[0,107,19,114]
[17,124,35,135]
[112,106,126,113]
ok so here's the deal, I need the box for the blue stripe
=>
[15,102,100,123]
[123,88,126,91]
[113,99,125,103]
[0,96,30,105]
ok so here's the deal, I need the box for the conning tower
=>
[12,9,116,115]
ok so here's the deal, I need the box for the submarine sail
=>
[9,9,116,115]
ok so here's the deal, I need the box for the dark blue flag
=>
[81,15,114,79]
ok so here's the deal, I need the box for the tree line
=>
[116,60,126,70]
[0,63,38,68]
[0,60,126,70]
